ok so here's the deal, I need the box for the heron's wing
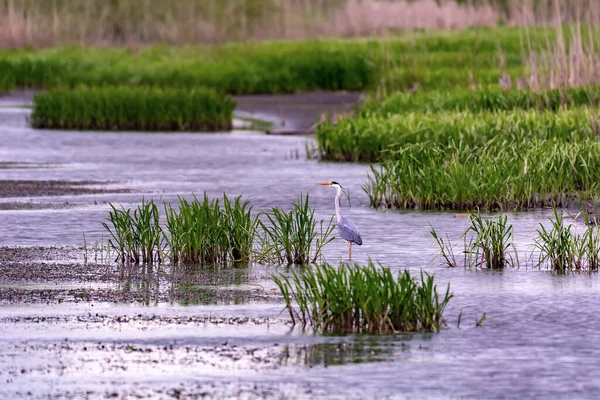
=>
[338,216,362,245]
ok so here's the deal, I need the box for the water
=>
[1,103,599,399]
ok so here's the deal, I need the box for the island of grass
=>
[31,86,235,132]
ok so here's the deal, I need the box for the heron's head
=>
[316,181,343,189]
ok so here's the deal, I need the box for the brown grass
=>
[0,0,512,48]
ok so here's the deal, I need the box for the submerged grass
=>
[257,193,335,266]
[273,261,453,334]
[31,86,235,131]
[534,208,600,274]
[431,213,516,269]
[102,199,162,265]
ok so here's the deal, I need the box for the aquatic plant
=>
[163,193,258,266]
[364,139,600,211]
[359,86,600,116]
[273,261,453,334]
[257,193,335,266]
[31,86,235,131]
[317,107,600,163]
[464,214,516,269]
[102,199,162,265]
[534,208,600,273]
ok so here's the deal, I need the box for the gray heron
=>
[317,181,362,260]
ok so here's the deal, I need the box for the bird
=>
[316,181,362,260]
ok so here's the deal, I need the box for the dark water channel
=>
[1,101,599,399]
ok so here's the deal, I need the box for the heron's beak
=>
[316,182,331,186]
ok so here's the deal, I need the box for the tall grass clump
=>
[31,86,235,131]
[164,193,258,266]
[464,214,516,269]
[258,194,335,266]
[317,107,600,162]
[534,208,600,273]
[102,199,162,265]
[364,138,600,211]
[273,261,453,334]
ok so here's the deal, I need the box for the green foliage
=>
[257,193,335,265]
[359,86,600,116]
[464,213,516,269]
[102,199,162,265]
[364,138,600,211]
[272,261,453,334]
[317,107,600,162]
[31,86,235,131]
[163,193,258,266]
[534,208,600,273]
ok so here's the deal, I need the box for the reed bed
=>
[359,86,600,116]
[273,261,452,334]
[318,107,600,162]
[364,139,600,211]
[31,86,235,131]
[0,26,559,94]
[257,194,335,266]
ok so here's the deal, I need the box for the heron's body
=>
[317,181,362,260]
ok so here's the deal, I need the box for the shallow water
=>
[1,104,599,399]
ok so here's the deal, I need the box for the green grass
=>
[257,193,335,266]
[318,107,600,162]
[102,199,162,265]
[534,208,600,273]
[163,193,258,266]
[31,86,235,131]
[364,138,600,211]
[0,26,565,94]
[359,86,600,115]
[273,261,453,334]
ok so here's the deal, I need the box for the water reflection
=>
[279,336,415,367]
[117,263,253,305]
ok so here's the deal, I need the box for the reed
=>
[258,193,335,266]
[359,86,600,116]
[163,193,258,266]
[534,207,600,273]
[464,213,516,269]
[317,107,600,162]
[102,199,162,265]
[273,261,453,334]
[364,139,600,211]
[31,86,235,131]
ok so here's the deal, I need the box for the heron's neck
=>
[334,186,342,222]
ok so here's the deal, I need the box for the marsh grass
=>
[464,214,517,269]
[257,194,335,266]
[364,138,600,211]
[318,107,600,163]
[163,193,258,266]
[534,207,600,273]
[273,261,453,334]
[431,213,516,269]
[31,86,235,131]
[102,199,162,265]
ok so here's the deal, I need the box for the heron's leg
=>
[346,241,352,260]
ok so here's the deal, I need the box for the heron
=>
[317,181,362,260]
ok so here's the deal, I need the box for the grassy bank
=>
[31,87,236,131]
[0,26,560,95]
